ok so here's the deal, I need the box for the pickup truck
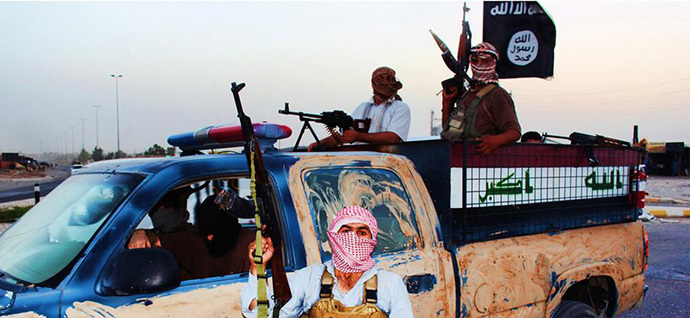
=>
[0,124,647,318]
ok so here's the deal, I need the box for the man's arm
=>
[476,87,521,156]
[127,229,161,249]
[241,237,312,317]
[476,130,521,156]
[307,135,338,152]
[341,130,402,144]
[383,271,415,318]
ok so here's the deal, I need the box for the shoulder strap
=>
[474,84,498,101]
[363,274,378,305]
[463,84,498,139]
[319,268,334,299]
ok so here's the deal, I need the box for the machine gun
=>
[279,103,371,151]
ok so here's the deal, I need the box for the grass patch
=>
[0,205,32,222]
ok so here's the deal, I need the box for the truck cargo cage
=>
[337,139,643,244]
[450,141,641,243]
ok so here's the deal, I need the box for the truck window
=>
[0,173,142,285]
[128,176,255,281]
[303,168,420,258]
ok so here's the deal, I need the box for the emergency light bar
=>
[167,122,292,153]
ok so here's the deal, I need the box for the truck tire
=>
[552,300,597,318]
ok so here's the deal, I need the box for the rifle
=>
[429,2,472,102]
[278,103,371,151]
[543,132,632,167]
[231,82,291,317]
[543,132,631,149]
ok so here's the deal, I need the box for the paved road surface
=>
[619,219,690,318]
[0,166,70,203]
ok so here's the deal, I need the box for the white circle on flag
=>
[507,30,539,66]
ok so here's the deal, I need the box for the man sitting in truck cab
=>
[127,194,253,280]
[308,67,411,151]
[241,206,413,318]
[127,188,195,249]
[159,195,253,279]
[441,42,521,156]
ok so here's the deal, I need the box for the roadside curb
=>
[645,206,690,218]
[645,196,690,205]
[0,198,37,209]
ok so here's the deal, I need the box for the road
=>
[619,218,690,318]
[0,166,70,203]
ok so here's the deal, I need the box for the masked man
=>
[308,67,411,151]
[441,42,521,156]
[241,206,414,317]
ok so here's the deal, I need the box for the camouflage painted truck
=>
[0,124,647,317]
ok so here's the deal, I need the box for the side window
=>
[303,168,420,259]
[128,176,256,281]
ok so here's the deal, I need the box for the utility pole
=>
[430,110,442,136]
[93,105,102,148]
[110,74,123,152]
[80,118,86,150]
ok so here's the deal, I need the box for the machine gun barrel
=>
[278,103,327,123]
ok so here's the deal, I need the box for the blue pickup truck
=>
[0,125,647,317]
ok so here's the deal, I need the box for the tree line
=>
[76,144,175,164]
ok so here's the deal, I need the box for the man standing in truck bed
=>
[441,42,521,156]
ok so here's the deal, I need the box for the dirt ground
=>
[646,175,690,202]
[0,170,47,179]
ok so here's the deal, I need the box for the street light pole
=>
[93,105,101,148]
[70,126,75,157]
[79,118,86,150]
[110,74,123,152]
[63,131,68,160]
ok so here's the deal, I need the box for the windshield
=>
[0,173,142,284]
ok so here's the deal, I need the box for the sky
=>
[1,1,689,155]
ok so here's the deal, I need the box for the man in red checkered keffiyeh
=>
[242,206,414,317]
[327,206,379,273]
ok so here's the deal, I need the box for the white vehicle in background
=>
[70,164,83,175]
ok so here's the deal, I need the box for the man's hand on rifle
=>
[248,236,274,276]
[441,85,460,124]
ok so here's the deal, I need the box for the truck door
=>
[60,175,275,317]
[289,155,456,317]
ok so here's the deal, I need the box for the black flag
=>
[483,1,556,79]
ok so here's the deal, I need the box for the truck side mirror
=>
[100,248,181,296]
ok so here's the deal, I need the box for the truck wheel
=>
[552,300,597,318]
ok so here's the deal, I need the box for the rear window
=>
[303,168,420,259]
